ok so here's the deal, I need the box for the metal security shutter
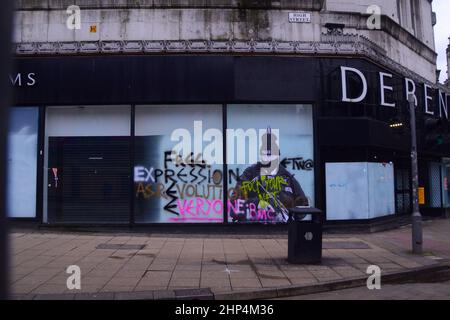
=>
[48,136,130,223]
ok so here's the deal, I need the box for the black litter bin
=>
[287,207,323,264]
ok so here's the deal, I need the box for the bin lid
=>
[288,207,322,215]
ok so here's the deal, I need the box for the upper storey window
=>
[398,0,413,33]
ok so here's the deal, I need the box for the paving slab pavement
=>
[7,218,450,299]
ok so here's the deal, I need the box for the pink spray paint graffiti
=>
[169,197,277,222]
[170,198,223,222]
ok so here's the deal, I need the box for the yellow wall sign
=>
[418,187,425,205]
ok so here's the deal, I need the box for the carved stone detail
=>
[13,35,433,86]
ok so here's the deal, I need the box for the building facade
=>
[8,0,450,226]
[446,38,450,88]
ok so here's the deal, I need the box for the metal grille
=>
[396,194,405,213]
[429,162,442,208]
[395,168,411,214]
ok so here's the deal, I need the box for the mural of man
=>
[231,128,309,223]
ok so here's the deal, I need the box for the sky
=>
[433,0,450,83]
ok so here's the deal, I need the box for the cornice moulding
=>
[13,34,444,90]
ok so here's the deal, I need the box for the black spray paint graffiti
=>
[280,157,314,171]
[135,151,223,216]
[135,151,314,221]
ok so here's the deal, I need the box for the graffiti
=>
[135,164,222,186]
[228,168,241,184]
[228,199,277,222]
[136,182,168,199]
[164,181,178,215]
[280,157,314,171]
[170,198,277,223]
[134,130,312,223]
[134,156,310,221]
[228,129,309,223]
[177,198,223,217]
[164,150,208,169]
[240,176,288,202]
[177,184,222,200]
[136,182,223,200]
[135,149,225,218]
[134,166,156,183]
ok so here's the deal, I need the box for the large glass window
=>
[7,107,39,218]
[134,105,223,223]
[44,106,131,223]
[41,104,315,224]
[226,104,314,223]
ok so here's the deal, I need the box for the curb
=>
[214,263,450,300]
[13,263,449,301]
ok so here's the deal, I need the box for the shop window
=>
[7,107,39,218]
[326,162,395,220]
[226,104,314,223]
[134,105,223,223]
[44,106,131,223]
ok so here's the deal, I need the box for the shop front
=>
[8,54,450,226]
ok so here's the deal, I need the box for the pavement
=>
[7,218,450,300]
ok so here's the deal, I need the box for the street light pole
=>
[408,94,423,255]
